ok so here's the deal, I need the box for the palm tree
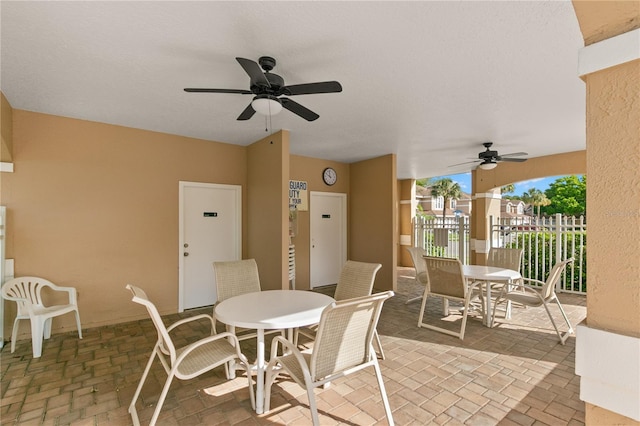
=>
[522,188,550,220]
[430,178,462,226]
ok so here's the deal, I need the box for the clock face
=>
[323,167,337,186]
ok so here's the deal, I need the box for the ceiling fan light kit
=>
[478,161,498,170]
[251,95,282,116]
[184,56,342,122]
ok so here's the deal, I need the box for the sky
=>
[437,173,568,196]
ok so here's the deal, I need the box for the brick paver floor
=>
[1,267,586,425]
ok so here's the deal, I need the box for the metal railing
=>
[412,213,587,294]
[490,214,586,294]
[413,216,470,265]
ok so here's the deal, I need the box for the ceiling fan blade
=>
[236,57,270,88]
[499,152,528,157]
[237,103,256,121]
[184,88,252,94]
[448,160,481,167]
[498,157,528,162]
[283,81,343,96]
[281,98,319,121]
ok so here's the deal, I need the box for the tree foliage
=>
[521,188,550,218]
[541,175,586,216]
[430,178,462,225]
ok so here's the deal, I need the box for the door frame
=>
[309,191,347,288]
[178,181,242,312]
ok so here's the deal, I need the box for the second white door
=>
[310,192,347,288]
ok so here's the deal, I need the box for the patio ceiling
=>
[0,1,585,179]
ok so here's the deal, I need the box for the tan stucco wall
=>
[572,1,640,424]
[246,131,290,291]
[0,92,13,162]
[349,154,397,292]
[289,154,350,290]
[474,150,586,193]
[2,110,247,332]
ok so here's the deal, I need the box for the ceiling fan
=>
[184,56,342,122]
[450,142,528,170]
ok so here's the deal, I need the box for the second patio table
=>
[214,289,335,414]
[462,264,522,327]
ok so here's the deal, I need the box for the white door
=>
[310,192,347,288]
[179,182,241,311]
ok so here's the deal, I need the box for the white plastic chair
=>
[405,246,428,304]
[295,260,386,359]
[491,258,575,344]
[1,276,82,358]
[264,292,395,426]
[126,284,255,426]
[418,257,483,340]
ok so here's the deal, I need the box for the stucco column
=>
[398,179,416,266]
[470,170,500,265]
[572,2,640,424]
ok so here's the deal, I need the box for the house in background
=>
[500,199,532,226]
[415,185,472,219]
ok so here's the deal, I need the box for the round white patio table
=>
[462,264,522,327]
[214,290,335,414]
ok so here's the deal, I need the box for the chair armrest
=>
[175,331,249,365]
[48,284,79,305]
[269,335,312,380]
[521,278,546,287]
[167,314,216,335]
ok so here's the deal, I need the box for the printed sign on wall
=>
[289,180,308,211]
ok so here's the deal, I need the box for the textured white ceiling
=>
[0,1,585,179]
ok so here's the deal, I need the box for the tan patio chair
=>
[296,260,386,359]
[213,258,284,341]
[1,276,82,358]
[487,247,523,272]
[491,258,575,344]
[126,284,254,426]
[484,247,524,314]
[405,246,428,304]
[264,292,395,426]
[418,257,483,340]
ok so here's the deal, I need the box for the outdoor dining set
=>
[0,248,575,426]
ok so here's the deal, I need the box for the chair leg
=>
[554,298,574,344]
[263,359,279,413]
[417,291,429,327]
[306,381,320,426]
[373,330,385,360]
[541,301,566,345]
[10,318,20,353]
[459,295,471,340]
[31,319,45,358]
[405,295,422,305]
[43,318,53,340]
[129,349,158,425]
[373,359,394,426]
[149,370,176,426]
[74,309,83,339]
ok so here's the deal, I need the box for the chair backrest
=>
[213,259,261,302]
[126,284,176,361]
[2,276,57,316]
[310,291,393,380]
[423,257,466,299]
[487,247,523,272]
[540,258,574,300]
[333,260,382,301]
[406,247,428,285]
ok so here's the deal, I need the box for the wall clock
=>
[322,167,337,186]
